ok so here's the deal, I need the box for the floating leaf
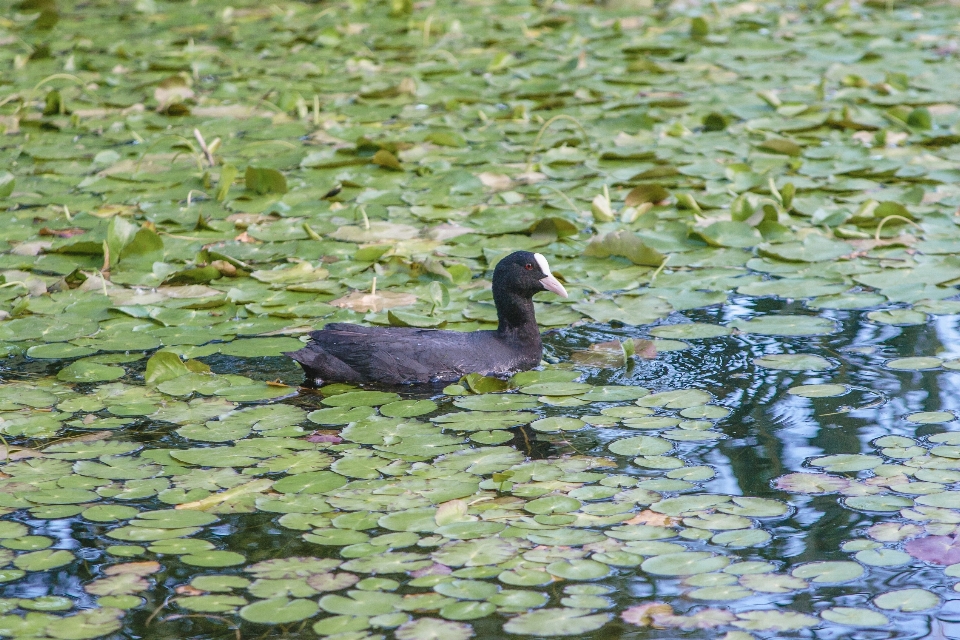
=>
[787,384,848,398]
[57,362,125,383]
[395,617,473,640]
[732,610,819,631]
[820,607,888,627]
[503,608,611,636]
[809,454,882,473]
[754,354,834,371]
[641,552,730,577]
[873,589,940,612]
[905,535,960,565]
[905,411,955,424]
[239,597,318,623]
[729,315,837,336]
[649,324,731,339]
[791,561,863,584]
[885,357,942,371]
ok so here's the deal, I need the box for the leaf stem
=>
[525,114,590,170]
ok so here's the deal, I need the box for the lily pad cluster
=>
[3,0,960,369]
[0,360,947,638]
[775,426,960,612]
[2,0,960,636]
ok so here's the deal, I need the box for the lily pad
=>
[729,315,837,336]
[754,354,834,371]
[641,552,729,576]
[788,384,848,398]
[503,608,611,636]
[820,607,889,627]
[791,561,863,584]
[873,588,940,612]
[239,596,319,623]
[57,362,125,383]
[886,357,942,370]
[648,324,731,339]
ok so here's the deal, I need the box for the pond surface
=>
[1,301,959,640]
[6,0,960,636]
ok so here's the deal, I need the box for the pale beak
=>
[539,275,568,298]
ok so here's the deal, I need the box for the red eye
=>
[524,263,533,270]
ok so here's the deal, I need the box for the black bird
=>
[287,251,568,385]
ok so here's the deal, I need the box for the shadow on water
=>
[3,299,960,639]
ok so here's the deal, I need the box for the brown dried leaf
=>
[655,609,738,629]
[623,510,679,527]
[622,602,674,626]
[633,339,658,359]
[154,76,194,108]
[476,172,513,191]
[38,227,86,238]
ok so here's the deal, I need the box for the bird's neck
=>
[495,293,541,344]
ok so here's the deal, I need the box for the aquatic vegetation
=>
[2,0,960,637]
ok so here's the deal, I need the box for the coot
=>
[287,251,568,385]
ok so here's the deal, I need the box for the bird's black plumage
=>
[287,251,568,385]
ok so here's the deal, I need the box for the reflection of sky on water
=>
[549,299,960,637]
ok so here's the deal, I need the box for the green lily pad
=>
[906,411,955,423]
[577,386,649,401]
[453,395,538,412]
[322,391,401,407]
[308,406,376,425]
[215,383,294,402]
[873,588,940,612]
[867,309,927,325]
[729,315,837,336]
[636,389,713,409]
[641,552,730,576]
[649,323,732,339]
[57,362,125,383]
[435,579,499,600]
[791,561,864,583]
[181,550,246,567]
[13,550,74,571]
[820,607,889,627]
[546,559,610,580]
[440,600,496,620]
[518,382,593,396]
[855,548,911,567]
[219,337,304,357]
[608,436,673,456]
[396,618,474,640]
[27,344,97,359]
[239,596,319,623]
[524,496,581,515]
[788,384,848,398]
[503,608,611,636]
[886,357,942,370]
[754,354,834,370]
[46,607,123,639]
[380,400,438,418]
[810,454,882,472]
[178,594,248,613]
[530,417,584,432]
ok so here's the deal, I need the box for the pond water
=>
[1,301,958,640]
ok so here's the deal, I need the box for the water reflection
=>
[2,298,959,639]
